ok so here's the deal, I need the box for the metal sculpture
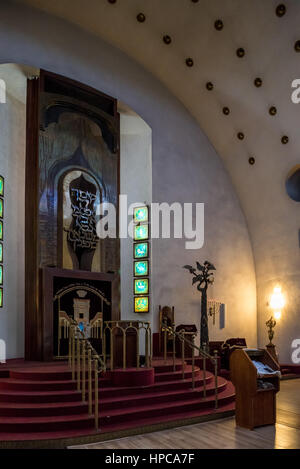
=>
[183,261,216,349]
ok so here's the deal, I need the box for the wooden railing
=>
[162,323,219,409]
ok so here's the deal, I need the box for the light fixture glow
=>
[270,286,285,320]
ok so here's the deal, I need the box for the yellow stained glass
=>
[134,296,149,313]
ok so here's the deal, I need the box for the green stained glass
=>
[0,199,3,219]
[0,177,3,197]
[134,206,148,223]
[134,224,149,241]
[134,278,149,295]
[134,260,149,277]
[134,242,149,259]
[0,221,3,240]
[134,296,149,313]
[0,244,2,263]
[0,288,2,307]
[0,266,2,285]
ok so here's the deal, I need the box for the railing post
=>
[181,331,185,380]
[203,343,207,399]
[164,327,167,362]
[94,359,99,431]
[88,347,92,415]
[172,323,176,372]
[150,326,153,367]
[123,330,126,370]
[136,326,140,369]
[77,337,81,392]
[110,329,114,371]
[102,328,106,366]
[68,325,72,368]
[82,340,86,401]
[145,328,149,368]
[71,326,75,380]
[214,350,219,409]
[191,335,195,390]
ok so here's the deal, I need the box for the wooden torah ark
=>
[230,348,280,430]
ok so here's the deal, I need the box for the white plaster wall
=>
[0,64,26,359]
[0,1,257,357]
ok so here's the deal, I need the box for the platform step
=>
[0,413,94,433]
[0,389,82,404]
[99,377,228,411]
[99,383,235,425]
[99,372,213,399]
[0,401,88,417]
[154,365,201,382]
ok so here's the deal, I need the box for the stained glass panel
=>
[134,260,149,277]
[134,224,149,241]
[134,242,149,259]
[0,177,3,197]
[0,288,3,307]
[0,199,3,219]
[0,266,3,285]
[0,243,2,263]
[134,278,149,295]
[134,206,148,223]
[0,221,3,240]
[134,296,149,313]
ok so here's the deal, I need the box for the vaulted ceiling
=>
[16,0,300,264]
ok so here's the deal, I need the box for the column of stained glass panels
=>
[0,176,4,307]
[133,206,149,313]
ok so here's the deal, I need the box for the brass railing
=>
[68,319,106,431]
[103,321,152,370]
[162,323,219,409]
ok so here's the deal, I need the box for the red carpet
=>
[0,358,235,442]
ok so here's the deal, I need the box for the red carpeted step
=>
[99,377,228,411]
[152,362,185,373]
[99,383,235,426]
[154,365,201,382]
[99,371,213,399]
[9,368,112,387]
[0,378,77,392]
[0,389,83,404]
[0,361,236,442]
[0,427,97,442]
[0,413,94,433]
[10,367,72,381]
[99,401,235,435]
[0,401,89,417]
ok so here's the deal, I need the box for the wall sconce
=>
[266,286,285,361]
